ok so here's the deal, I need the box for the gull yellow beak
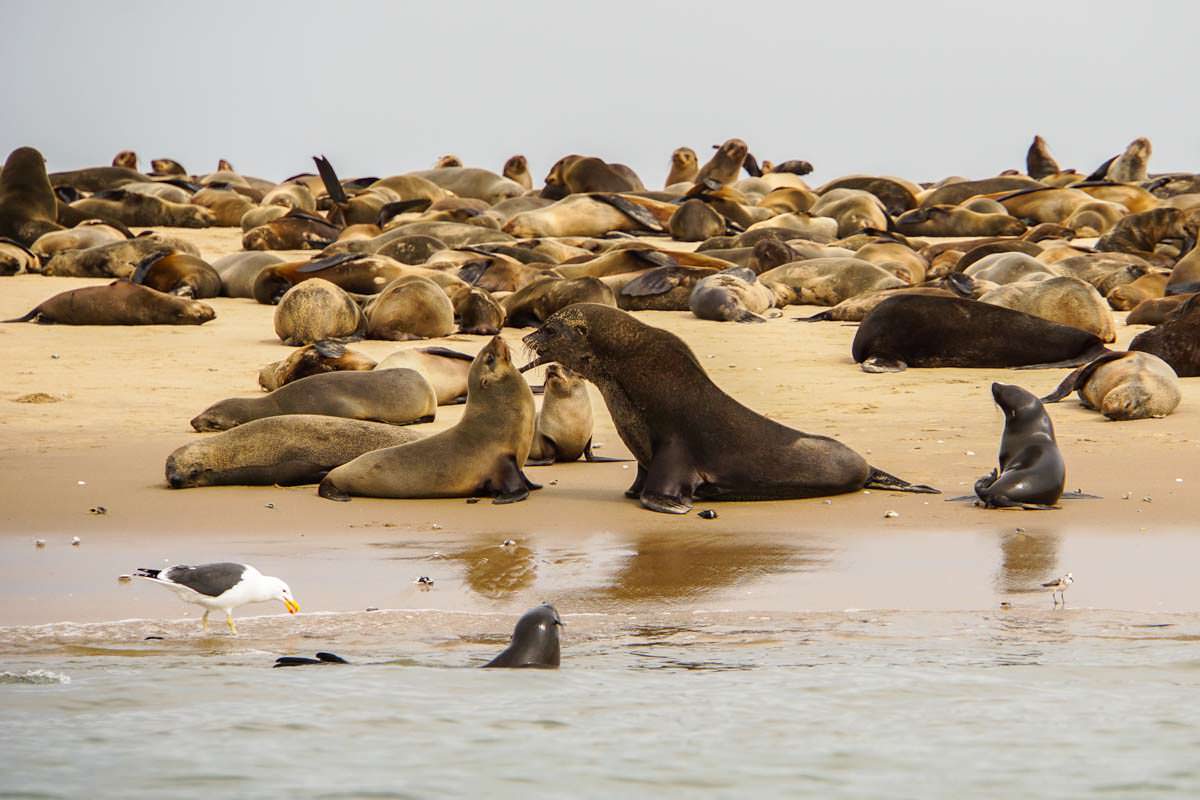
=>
[284,598,300,614]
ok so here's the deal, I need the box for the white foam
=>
[0,669,71,685]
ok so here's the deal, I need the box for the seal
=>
[374,346,474,404]
[41,233,199,279]
[212,252,284,298]
[317,336,539,503]
[0,238,38,275]
[527,364,602,464]
[693,139,749,189]
[258,340,378,391]
[453,285,505,335]
[111,150,139,170]
[894,205,1025,237]
[165,415,424,488]
[974,383,1066,509]
[669,199,725,241]
[502,155,533,190]
[364,275,455,340]
[71,189,213,228]
[242,209,340,250]
[1107,137,1152,182]
[851,295,1109,372]
[1126,292,1195,325]
[689,267,779,323]
[502,276,615,327]
[809,189,888,237]
[29,221,129,261]
[977,276,1116,342]
[482,604,563,668]
[758,258,906,305]
[1107,271,1168,311]
[614,265,719,312]
[541,155,643,198]
[150,158,187,176]
[1042,351,1180,420]
[1166,238,1200,295]
[190,367,437,432]
[1128,293,1200,376]
[0,147,64,245]
[664,147,699,187]
[1026,135,1060,179]
[521,304,937,513]
[504,193,672,238]
[131,251,222,299]
[273,278,366,345]
[1096,207,1193,259]
[4,281,215,325]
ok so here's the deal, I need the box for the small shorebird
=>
[133,563,299,634]
[1042,572,1074,605]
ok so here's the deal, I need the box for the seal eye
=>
[486,354,495,366]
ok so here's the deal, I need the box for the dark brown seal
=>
[521,304,937,513]
[0,147,63,245]
[131,251,222,299]
[502,276,615,327]
[1128,294,1200,376]
[974,383,1065,509]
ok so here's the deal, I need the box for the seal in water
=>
[317,336,539,503]
[521,304,937,513]
[974,383,1065,509]
[273,604,563,669]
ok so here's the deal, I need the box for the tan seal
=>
[258,341,378,391]
[364,275,456,340]
[1042,351,1180,420]
[4,281,215,325]
[273,278,366,345]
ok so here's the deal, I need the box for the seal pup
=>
[4,281,214,325]
[1041,351,1180,420]
[852,295,1109,372]
[974,383,1065,509]
[521,304,936,514]
[0,147,63,245]
[319,336,538,502]
[258,340,378,391]
[665,147,699,187]
[1129,294,1200,376]
[274,604,563,669]
[689,267,778,323]
[166,415,424,488]
[527,364,607,464]
[453,285,505,335]
[502,155,533,190]
[190,368,437,431]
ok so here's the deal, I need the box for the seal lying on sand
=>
[4,281,215,325]
[165,415,424,488]
[1128,294,1200,376]
[851,295,1109,372]
[974,383,1065,509]
[1041,351,1180,420]
[521,304,937,514]
[274,604,563,669]
[318,336,539,503]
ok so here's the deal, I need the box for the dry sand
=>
[1,228,1198,627]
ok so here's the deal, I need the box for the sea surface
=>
[3,604,1199,799]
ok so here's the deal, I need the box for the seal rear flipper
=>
[313,155,348,205]
[592,193,665,233]
[2,307,40,323]
[1041,351,1127,402]
[861,356,907,373]
[733,309,768,323]
[418,346,475,362]
[1013,349,1111,371]
[295,252,365,274]
[865,467,940,494]
[273,652,349,668]
[797,310,834,322]
[485,455,537,504]
[639,441,698,513]
[584,439,630,463]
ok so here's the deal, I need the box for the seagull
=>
[133,562,299,634]
[1042,572,1074,605]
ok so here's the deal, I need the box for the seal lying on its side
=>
[274,604,563,669]
[165,415,424,488]
[521,304,937,514]
[974,383,1065,509]
[4,281,215,325]
[318,336,539,503]
[1041,351,1180,420]
[851,295,1109,372]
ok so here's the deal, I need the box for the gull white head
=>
[259,576,300,614]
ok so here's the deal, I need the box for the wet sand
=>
[2,228,1199,628]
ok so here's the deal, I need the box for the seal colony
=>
[4,134,1196,515]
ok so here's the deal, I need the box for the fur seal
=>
[1166,239,1200,295]
[482,604,563,668]
[191,368,437,432]
[974,383,1065,509]
[258,340,378,391]
[1128,294,1200,376]
[1026,136,1060,179]
[150,158,187,176]
[689,267,779,323]
[665,147,699,187]
[920,176,1042,207]
[1126,292,1196,325]
[1107,271,1168,310]
[502,155,532,190]
[374,346,474,405]
[30,222,128,260]
[541,155,643,198]
[810,190,888,237]
[166,415,423,488]
[364,275,455,340]
[112,150,138,170]
[852,295,1108,372]
[453,285,505,334]
[895,205,1025,237]
[1042,351,1180,420]
[758,258,906,305]
[318,336,538,503]
[1096,207,1193,258]
[71,190,213,228]
[502,276,615,327]
[4,281,215,325]
[131,251,221,299]
[212,252,283,298]
[409,167,525,204]
[40,233,198,279]
[240,204,289,231]
[0,147,63,245]
[527,364,602,464]
[253,253,415,305]
[273,278,366,345]
[504,194,671,238]
[977,276,1116,342]
[521,304,937,513]
[669,198,725,241]
[242,210,340,250]
[1107,137,1152,182]
[0,238,38,275]
[614,265,719,312]
[693,139,749,189]
[815,176,917,216]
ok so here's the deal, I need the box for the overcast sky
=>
[3,1,1194,187]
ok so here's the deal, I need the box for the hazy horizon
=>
[3,1,1195,186]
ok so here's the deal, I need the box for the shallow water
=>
[3,607,1199,799]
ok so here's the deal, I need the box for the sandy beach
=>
[2,228,1198,627]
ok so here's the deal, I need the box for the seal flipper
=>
[485,455,540,504]
[861,356,907,373]
[3,306,41,324]
[1013,347,1111,371]
[639,440,698,514]
[313,155,348,205]
[583,439,630,463]
[797,310,834,322]
[865,467,940,494]
[1041,351,1129,403]
[592,194,665,233]
[317,476,351,502]
[733,309,768,324]
[625,464,647,498]
[274,651,350,668]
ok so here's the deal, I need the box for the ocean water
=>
[2,607,1199,799]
